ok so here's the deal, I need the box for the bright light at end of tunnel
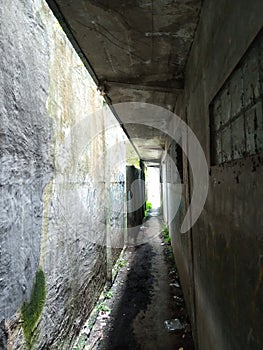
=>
[146,167,161,209]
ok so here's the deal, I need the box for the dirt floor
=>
[74,211,195,350]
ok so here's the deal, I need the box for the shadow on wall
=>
[126,165,146,230]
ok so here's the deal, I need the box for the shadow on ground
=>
[102,244,155,349]
[78,213,195,350]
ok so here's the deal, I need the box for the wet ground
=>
[74,211,195,350]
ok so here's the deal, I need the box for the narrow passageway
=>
[75,211,195,350]
[1,1,262,349]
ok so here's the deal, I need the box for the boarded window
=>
[210,30,263,165]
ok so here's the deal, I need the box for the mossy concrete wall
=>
[0,0,130,348]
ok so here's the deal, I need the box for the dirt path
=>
[74,212,195,350]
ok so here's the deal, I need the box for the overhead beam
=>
[103,80,184,93]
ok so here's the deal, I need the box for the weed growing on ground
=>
[112,255,128,288]
[97,302,111,313]
[73,334,87,350]
[162,226,171,244]
[105,291,113,299]
[114,257,128,271]
[144,201,152,217]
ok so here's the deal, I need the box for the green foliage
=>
[162,226,171,244]
[165,235,171,244]
[162,226,169,235]
[73,334,87,350]
[105,291,113,299]
[146,201,152,210]
[21,268,46,349]
[112,256,128,278]
[97,302,110,312]
[116,258,128,269]
[79,335,87,348]
[144,201,152,217]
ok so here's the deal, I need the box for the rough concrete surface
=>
[0,0,53,323]
[0,0,134,348]
[167,1,263,349]
[1,0,263,349]
[49,0,201,88]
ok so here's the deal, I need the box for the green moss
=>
[21,268,46,349]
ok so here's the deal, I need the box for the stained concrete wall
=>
[126,164,145,243]
[165,1,263,349]
[0,0,131,348]
[161,135,193,320]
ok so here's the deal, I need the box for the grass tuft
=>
[162,226,171,244]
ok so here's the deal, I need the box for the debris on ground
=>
[170,282,180,288]
[74,214,195,349]
[164,318,185,332]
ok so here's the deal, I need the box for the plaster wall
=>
[167,1,263,349]
[0,1,129,348]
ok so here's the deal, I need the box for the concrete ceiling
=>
[47,0,202,164]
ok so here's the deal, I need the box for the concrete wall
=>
[0,0,131,348]
[161,134,194,322]
[126,164,145,245]
[165,1,263,349]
